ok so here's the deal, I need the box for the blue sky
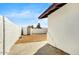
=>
[0,3,51,27]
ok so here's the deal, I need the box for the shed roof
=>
[38,3,67,19]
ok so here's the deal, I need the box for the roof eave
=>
[38,3,67,19]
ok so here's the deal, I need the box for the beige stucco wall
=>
[48,3,79,54]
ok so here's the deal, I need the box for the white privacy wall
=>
[48,4,79,54]
[0,16,3,55]
[31,28,47,35]
[0,16,21,54]
[4,17,21,54]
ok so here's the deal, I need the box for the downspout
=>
[3,16,5,55]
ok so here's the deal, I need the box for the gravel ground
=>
[15,34,47,44]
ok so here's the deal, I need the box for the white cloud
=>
[5,10,33,18]
[4,10,42,24]
[3,10,48,27]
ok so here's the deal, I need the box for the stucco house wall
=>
[48,3,79,54]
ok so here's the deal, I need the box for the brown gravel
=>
[15,34,47,44]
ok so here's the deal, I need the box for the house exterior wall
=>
[48,3,79,54]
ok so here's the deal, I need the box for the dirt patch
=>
[15,34,47,44]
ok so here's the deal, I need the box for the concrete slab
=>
[34,44,69,55]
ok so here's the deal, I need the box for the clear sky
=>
[0,3,51,27]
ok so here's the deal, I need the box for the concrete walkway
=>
[8,41,47,55]
[8,34,47,55]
